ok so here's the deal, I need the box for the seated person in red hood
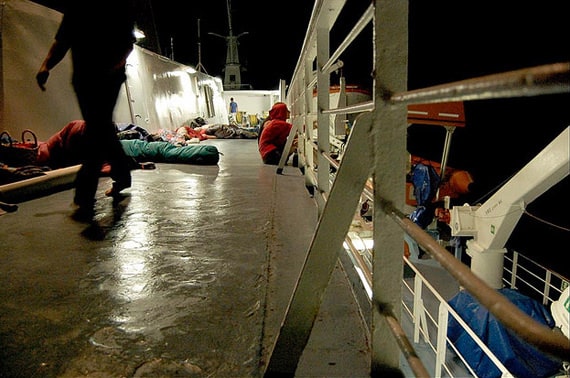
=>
[258,102,295,165]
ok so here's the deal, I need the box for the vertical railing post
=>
[303,49,317,194]
[510,251,519,288]
[315,21,331,214]
[413,275,423,343]
[435,303,449,378]
[544,270,552,306]
[370,0,409,374]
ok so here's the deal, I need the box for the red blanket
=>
[37,120,111,174]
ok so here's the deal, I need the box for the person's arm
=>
[36,39,70,91]
[109,37,135,72]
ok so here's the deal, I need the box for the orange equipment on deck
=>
[405,102,473,207]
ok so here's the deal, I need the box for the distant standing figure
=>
[258,102,296,165]
[229,97,238,123]
[36,0,136,222]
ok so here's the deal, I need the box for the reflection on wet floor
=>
[0,139,370,377]
[0,141,265,376]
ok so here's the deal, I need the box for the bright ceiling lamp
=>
[134,27,145,40]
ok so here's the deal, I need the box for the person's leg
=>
[101,122,132,197]
[103,73,132,197]
[72,81,104,216]
[71,71,130,218]
[263,149,282,165]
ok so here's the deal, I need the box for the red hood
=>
[268,102,289,121]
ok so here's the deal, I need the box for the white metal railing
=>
[339,229,570,377]
[504,250,569,307]
[401,256,511,377]
[401,246,569,377]
[343,227,570,377]
[263,0,570,376]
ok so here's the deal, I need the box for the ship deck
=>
[0,138,372,377]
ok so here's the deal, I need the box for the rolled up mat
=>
[0,200,18,213]
[0,165,80,203]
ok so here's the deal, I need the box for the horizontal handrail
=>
[377,299,431,378]
[321,63,569,117]
[392,62,570,104]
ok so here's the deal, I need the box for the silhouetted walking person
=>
[36,0,136,221]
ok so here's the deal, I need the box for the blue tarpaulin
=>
[447,288,562,378]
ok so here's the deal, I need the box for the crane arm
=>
[450,126,569,287]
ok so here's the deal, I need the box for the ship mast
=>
[195,18,208,73]
[208,0,248,89]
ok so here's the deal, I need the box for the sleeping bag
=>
[120,140,220,165]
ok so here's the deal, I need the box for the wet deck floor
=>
[0,139,370,377]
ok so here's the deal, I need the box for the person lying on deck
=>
[38,120,221,170]
[37,120,138,196]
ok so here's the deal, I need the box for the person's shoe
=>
[138,162,156,170]
[70,204,95,223]
[105,181,130,197]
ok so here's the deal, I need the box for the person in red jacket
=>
[258,102,296,165]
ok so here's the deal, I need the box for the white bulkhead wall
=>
[117,47,228,134]
[1,0,228,140]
